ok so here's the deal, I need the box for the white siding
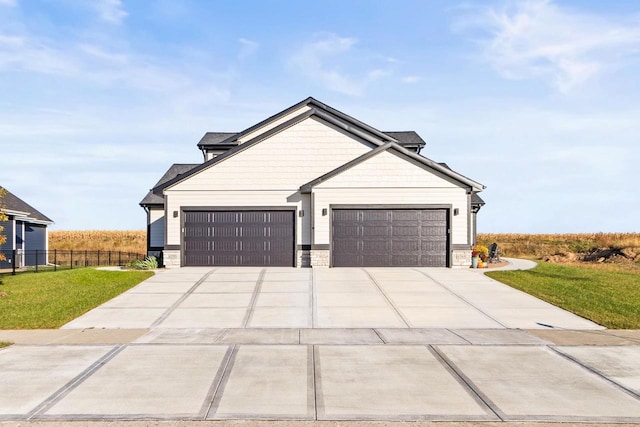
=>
[164,116,375,246]
[167,117,372,192]
[149,208,165,248]
[311,149,470,245]
[314,150,460,189]
[238,105,311,143]
[313,188,469,245]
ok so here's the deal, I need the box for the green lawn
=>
[0,268,154,329]
[0,341,12,348]
[486,262,640,329]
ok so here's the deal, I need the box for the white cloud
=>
[238,38,259,60]
[288,33,393,96]
[455,0,640,92]
[402,75,421,84]
[94,0,128,24]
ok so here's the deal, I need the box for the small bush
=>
[131,256,158,270]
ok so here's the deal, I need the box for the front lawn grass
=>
[0,268,153,329]
[486,262,640,329]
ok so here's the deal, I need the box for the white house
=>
[140,97,485,268]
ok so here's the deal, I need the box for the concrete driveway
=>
[2,265,640,423]
[62,266,601,330]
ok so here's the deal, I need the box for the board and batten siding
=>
[311,150,471,245]
[148,208,165,248]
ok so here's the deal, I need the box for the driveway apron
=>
[2,266,639,423]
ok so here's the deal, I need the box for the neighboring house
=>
[140,97,485,268]
[0,187,54,268]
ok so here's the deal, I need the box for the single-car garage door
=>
[332,208,448,267]
[183,210,294,266]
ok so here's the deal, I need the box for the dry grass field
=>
[49,230,146,254]
[478,233,640,270]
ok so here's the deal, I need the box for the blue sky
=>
[1,0,639,232]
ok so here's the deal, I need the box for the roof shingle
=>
[0,187,53,223]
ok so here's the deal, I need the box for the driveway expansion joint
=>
[548,345,640,401]
[363,269,412,327]
[429,345,505,421]
[204,344,237,419]
[150,268,217,328]
[414,268,509,328]
[27,344,126,420]
[241,268,266,327]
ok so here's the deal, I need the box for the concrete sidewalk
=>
[1,338,640,422]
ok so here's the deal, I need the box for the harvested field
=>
[49,230,146,254]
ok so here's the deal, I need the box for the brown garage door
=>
[183,210,294,266]
[332,208,448,267]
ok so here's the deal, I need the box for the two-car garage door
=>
[331,208,449,267]
[183,210,295,266]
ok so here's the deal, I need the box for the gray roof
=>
[197,132,238,147]
[140,164,198,206]
[197,130,425,151]
[471,193,485,206]
[153,97,484,194]
[0,187,53,223]
[384,131,426,150]
[195,98,426,152]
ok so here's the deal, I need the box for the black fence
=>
[0,249,146,275]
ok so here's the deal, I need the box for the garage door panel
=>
[392,240,419,252]
[392,255,420,266]
[392,210,419,221]
[362,226,389,237]
[332,208,448,267]
[362,240,390,252]
[363,210,388,221]
[183,210,294,266]
[393,226,419,236]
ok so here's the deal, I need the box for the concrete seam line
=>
[150,268,217,328]
[414,268,509,328]
[313,345,325,419]
[446,328,473,345]
[307,345,317,420]
[27,344,127,419]
[204,344,238,419]
[548,345,640,401]
[242,268,266,328]
[362,269,412,328]
[372,328,387,344]
[428,345,505,421]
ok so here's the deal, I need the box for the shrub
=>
[131,256,158,270]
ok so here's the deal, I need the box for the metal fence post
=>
[11,249,16,275]
[54,249,57,272]
[70,250,73,270]
[118,251,121,266]
[35,249,38,272]
[97,250,100,266]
